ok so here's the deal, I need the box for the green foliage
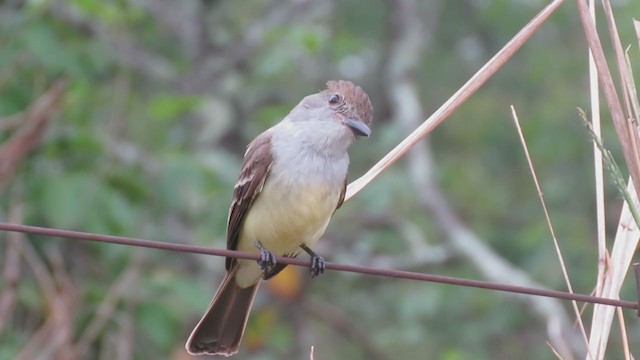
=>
[147,94,201,122]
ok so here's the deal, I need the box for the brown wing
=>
[225,131,273,270]
[335,177,347,211]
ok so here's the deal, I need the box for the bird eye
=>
[329,94,340,104]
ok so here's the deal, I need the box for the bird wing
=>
[226,131,273,270]
[335,177,347,211]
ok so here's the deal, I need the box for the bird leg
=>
[300,244,325,278]
[255,241,277,278]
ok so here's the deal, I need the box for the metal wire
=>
[0,221,637,310]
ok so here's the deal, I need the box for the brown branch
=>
[15,240,76,359]
[0,113,25,133]
[0,193,24,333]
[0,79,67,190]
[44,247,78,359]
[73,253,142,358]
[20,240,57,310]
[15,318,57,360]
[114,308,135,360]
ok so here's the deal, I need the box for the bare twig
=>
[0,113,25,133]
[510,106,589,354]
[44,246,77,359]
[74,253,142,357]
[15,318,56,360]
[114,309,135,360]
[0,79,67,190]
[15,240,75,359]
[548,341,565,360]
[0,232,21,332]
[345,0,566,201]
[0,193,24,333]
[616,307,631,360]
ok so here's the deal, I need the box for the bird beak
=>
[343,118,371,137]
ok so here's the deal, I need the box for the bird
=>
[185,80,373,356]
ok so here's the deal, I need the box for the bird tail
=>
[185,271,260,356]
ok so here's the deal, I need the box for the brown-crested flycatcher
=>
[186,80,373,356]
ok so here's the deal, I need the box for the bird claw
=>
[255,241,277,278]
[300,244,325,278]
[309,255,325,278]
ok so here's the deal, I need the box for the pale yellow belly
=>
[234,180,340,287]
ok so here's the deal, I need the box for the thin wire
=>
[0,222,637,310]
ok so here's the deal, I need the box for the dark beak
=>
[344,118,371,137]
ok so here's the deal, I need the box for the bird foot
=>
[309,255,325,278]
[255,241,277,278]
[301,244,325,278]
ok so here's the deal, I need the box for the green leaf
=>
[137,302,178,349]
[147,94,201,121]
[40,173,97,229]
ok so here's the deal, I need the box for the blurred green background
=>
[1,0,639,359]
